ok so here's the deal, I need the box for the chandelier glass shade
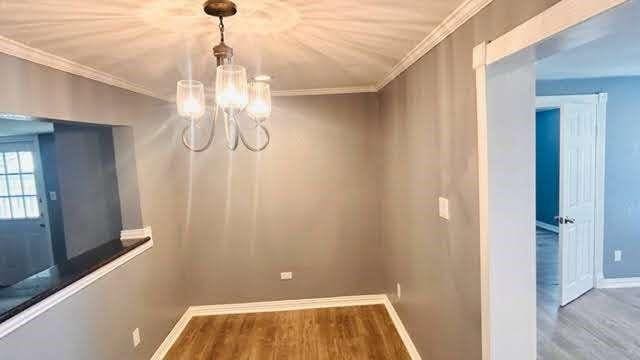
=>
[215,65,249,111]
[248,81,272,120]
[176,0,272,153]
[176,80,205,118]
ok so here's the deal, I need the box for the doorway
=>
[0,136,54,287]
[536,94,606,306]
[474,0,632,358]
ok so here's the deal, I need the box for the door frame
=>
[536,94,607,292]
[473,0,627,358]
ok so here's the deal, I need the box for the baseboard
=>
[150,308,192,360]
[597,276,640,289]
[121,226,153,240]
[150,294,421,360]
[188,294,387,317]
[381,297,422,360]
[536,221,559,233]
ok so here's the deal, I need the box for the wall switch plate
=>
[397,283,402,299]
[439,197,450,220]
[132,328,141,348]
[280,272,293,280]
[615,250,622,262]
[49,191,57,201]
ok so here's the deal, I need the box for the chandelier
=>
[176,0,272,152]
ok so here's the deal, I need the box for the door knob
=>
[554,216,575,225]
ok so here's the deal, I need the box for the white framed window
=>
[0,150,41,220]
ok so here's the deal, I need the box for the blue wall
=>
[536,109,560,226]
[52,123,123,259]
[38,133,67,265]
[538,76,640,278]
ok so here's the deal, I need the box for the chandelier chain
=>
[219,17,225,43]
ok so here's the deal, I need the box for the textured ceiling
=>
[0,0,465,98]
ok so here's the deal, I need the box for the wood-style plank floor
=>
[165,305,410,360]
[537,228,640,359]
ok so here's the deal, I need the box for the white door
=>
[559,102,597,306]
[0,137,53,286]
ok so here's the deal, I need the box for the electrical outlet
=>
[49,191,57,201]
[397,283,402,299]
[280,272,293,280]
[132,328,141,348]
[439,197,450,220]
[615,250,622,262]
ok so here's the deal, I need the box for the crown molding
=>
[375,0,494,91]
[0,35,165,101]
[202,85,377,99]
[0,0,492,99]
[274,0,494,95]
[272,86,377,97]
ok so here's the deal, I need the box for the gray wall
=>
[184,94,384,305]
[378,1,559,359]
[538,76,640,278]
[0,53,188,359]
[53,123,123,259]
[113,126,144,231]
[486,62,538,359]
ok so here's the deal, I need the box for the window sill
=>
[0,226,153,338]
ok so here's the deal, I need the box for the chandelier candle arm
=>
[223,112,239,150]
[181,106,218,152]
[239,121,270,152]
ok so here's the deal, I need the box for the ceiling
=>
[537,16,640,80]
[0,0,469,99]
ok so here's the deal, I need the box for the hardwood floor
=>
[165,305,410,360]
[537,228,640,359]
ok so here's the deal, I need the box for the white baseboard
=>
[597,276,640,289]
[188,294,386,317]
[150,294,421,360]
[121,226,153,240]
[536,221,559,233]
[381,296,422,360]
[150,308,192,360]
